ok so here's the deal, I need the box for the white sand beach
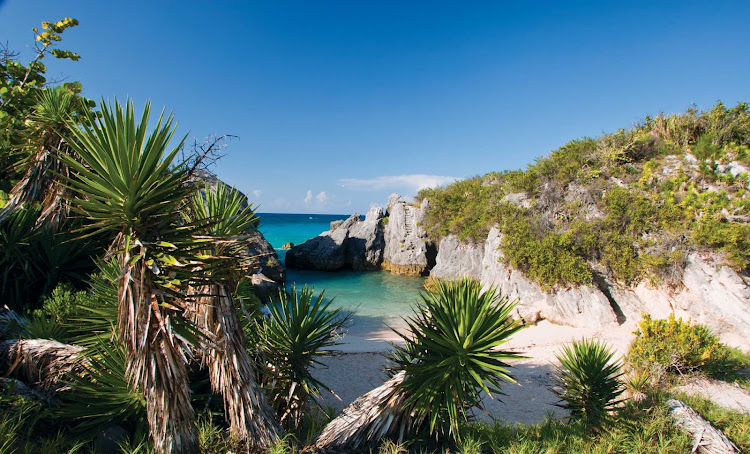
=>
[313,320,638,425]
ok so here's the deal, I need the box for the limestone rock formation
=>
[611,254,750,348]
[346,206,386,270]
[430,234,484,280]
[192,169,287,286]
[285,216,353,271]
[247,229,286,283]
[429,226,750,346]
[281,242,294,250]
[382,195,435,276]
[286,208,386,271]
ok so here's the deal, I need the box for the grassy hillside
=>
[418,102,750,289]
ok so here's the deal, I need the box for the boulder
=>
[285,218,352,271]
[281,242,294,250]
[429,234,484,280]
[246,229,286,282]
[286,209,386,271]
[382,195,435,276]
[346,206,385,270]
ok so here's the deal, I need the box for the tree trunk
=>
[315,371,412,450]
[191,284,281,449]
[666,398,740,454]
[119,258,198,454]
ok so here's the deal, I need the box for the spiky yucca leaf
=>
[0,85,88,227]
[260,285,347,429]
[552,338,625,428]
[185,182,281,448]
[316,279,523,449]
[62,98,200,454]
[58,339,146,435]
[395,278,524,439]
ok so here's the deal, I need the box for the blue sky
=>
[2,1,749,214]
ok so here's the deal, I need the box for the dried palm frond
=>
[666,399,739,454]
[189,284,281,449]
[315,371,412,450]
[0,338,84,390]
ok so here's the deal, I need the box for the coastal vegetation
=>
[1,17,748,454]
[418,103,750,288]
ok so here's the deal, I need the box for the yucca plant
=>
[61,98,204,454]
[0,85,89,227]
[258,285,347,430]
[552,338,625,428]
[57,338,147,435]
[184,182,281,448]
[395,278,524,439]
[316,278,523,449]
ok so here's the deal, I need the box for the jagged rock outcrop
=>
[346,206,386,270]
[286,208,385,271]
[285,216,353,270]
[286,195,439,274]
[382,195,435,276]
[429,227,750,346]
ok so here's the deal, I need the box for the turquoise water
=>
[257,213,424,341]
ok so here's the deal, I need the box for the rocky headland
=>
[285,194,435,275]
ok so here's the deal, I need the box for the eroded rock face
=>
[285,217,352,271]
[430,234,484,280]
[346,206,386,270]
[612,254,750,348]
[479,228,619,327]
[247,229,286,282]
[382,195,435,276]
[429,228,619,327]
[286,208,386,271]
[192,169,287,285]
[430,226,750,346]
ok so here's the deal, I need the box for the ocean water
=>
[257,213,425,344]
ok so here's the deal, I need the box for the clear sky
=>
[1,1,749,214]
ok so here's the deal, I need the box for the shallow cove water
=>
[257,213,424,348]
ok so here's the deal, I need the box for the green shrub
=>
[259,285,347,430]
[627,314,728,375]
[394,278,524,440]
[552,338,624,428]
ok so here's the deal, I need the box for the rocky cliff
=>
[430,227,750,347]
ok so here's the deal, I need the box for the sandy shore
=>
[313,320,638,425]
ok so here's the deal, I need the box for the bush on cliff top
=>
[418,101,750,289]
